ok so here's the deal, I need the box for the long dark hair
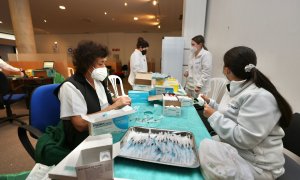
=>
[224,46,292,128]
[192,35,208,50]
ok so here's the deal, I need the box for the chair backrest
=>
[108,75,126,97]
[207,77,228,103]
[283,113,300,156]
[30,84,61,132]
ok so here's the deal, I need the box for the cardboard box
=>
[82,106,135,136]
[162,93,181,116]
[134,72,152,85]
[128,90,149,103]
[163,106,181,116]
[132,84,153,91]
[76,145,113,180]
[155,85,174,95]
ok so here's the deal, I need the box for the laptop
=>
[43,61,54,69]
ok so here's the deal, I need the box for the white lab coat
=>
[0,58,20,72]
[128,49,148,86]
[186,48,212,94]
[202,80,285,178]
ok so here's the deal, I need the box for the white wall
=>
[205,0,300,112]
[34,32,181,72]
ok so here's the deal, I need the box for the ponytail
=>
[224,46,292,128]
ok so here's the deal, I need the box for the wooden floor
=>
[0,77,131,174]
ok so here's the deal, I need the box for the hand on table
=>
[114,96,131,108]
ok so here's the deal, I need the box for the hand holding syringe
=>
[198,94,216,118]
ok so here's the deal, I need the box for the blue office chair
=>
[0,71,28,125]
[18,84,61,160]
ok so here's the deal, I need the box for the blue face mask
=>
[91,67,107,81]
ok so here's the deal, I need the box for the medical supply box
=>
[75,138,113,180]
[128,90,149,103]
[82,106,135,136]
[133,72,153,91]
[162,93,181,116]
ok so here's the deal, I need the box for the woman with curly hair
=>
[57,40,131,150]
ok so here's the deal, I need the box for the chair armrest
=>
[284,148,300,165]
[18,125,43,160]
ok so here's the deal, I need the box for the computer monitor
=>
[43,61,54,69]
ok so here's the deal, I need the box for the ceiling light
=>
[158,25,161,29]
[0,21,2,24]
[133,17,138,21]
[152,0,158,6]
[104,12,108,15]
[59,5,66,10]
[43,19,47,23]
[124,2,128,6]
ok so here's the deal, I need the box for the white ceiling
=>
[0,0,183,35]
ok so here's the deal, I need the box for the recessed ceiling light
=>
[152,0,158,6]
[59,5,66,10]
[124,2,128,6]
[134,17,138,21]
[104,12,108,15]
[158,25,161,29]
[43,19,47,23]
[0,21,2,24]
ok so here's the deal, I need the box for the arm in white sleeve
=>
[208,91,281,149]
[58,82,87,119]
[0,59,20,72]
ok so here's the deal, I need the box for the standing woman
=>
[199,46,292,179]
[184,35,212,98]
[128,37,149,87]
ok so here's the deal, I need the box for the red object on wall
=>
[112,48,120,51]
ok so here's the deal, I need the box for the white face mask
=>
[191,46,197,53]
[91,67,108,81]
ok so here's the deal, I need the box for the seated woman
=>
[56,40,131,150]
[199,46,292,179]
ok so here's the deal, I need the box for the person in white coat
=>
[184,35,212,98]
[128,37,149,87]
[199,46,292,179]
[0,57,23,76]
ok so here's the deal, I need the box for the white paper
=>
[26,163,54,180]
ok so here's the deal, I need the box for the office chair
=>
[108,75,126,97]
[0,71,27,125]
[18,84,61,160]
[278,113,300,179]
